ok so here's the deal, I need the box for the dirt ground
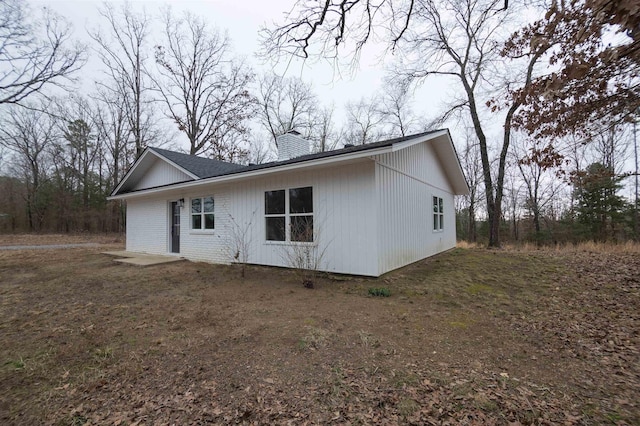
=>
[0,235,638,425]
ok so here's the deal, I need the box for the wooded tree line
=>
[0,0,423,233]
[0,0,638,245]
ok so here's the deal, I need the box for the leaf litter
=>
[0,242,638,424]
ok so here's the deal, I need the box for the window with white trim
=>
[265,186,313,242]
[191,196,215,230]
[433,196,443,231]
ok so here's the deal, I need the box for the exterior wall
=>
[132,158,192,191]
[126,197,169,254]
[374,141,457,275]
[125,160,379,276]
[223,161,378,275]
[177,188,231,263]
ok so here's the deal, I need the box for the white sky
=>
[31,0,447,142]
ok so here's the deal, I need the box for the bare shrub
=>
[225,210,256,278]
[281,217,328,288]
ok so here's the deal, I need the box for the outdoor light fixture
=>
[177,198,184,208]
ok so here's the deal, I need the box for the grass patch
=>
[397,398,420,417]
[298,326,332,351]
[465,283,496,295]
[368,287,391,297]
[4,358,25,370]
[356,330,380,348]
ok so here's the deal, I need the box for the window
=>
[433,196,443,231]
[289,187,313,242]
[192,196,214,230]
[265,186,313,242]
[265,190,285,241]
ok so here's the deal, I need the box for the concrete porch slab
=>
[103,251,185,266]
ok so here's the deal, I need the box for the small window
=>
[266,217,286,241]
[433,196,443,231]
[291,215,313,242]
[265,190,286,241]
[265,190,285,215]
[192,196,214,230]
[289,187,313,242]
[289,187,313,213]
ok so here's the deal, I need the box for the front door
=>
[170,201,180,253]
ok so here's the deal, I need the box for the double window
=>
[191,196,214,230]
[433,196,443,231]
[265,186,313,242]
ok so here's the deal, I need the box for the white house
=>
[108,129,469,277]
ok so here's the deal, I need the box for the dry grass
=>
[0,233,124,246]
[459,239,640,254]
[0,240,638,424]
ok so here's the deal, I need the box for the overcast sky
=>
[31,0,448,141]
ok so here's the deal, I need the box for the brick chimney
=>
[276,130,310,161]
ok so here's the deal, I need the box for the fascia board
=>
[432,130,470,196]
[107,146,392,201]
[386,129,470,196]
[390,129,449,152]
[110,149,152,197]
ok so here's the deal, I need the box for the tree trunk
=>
[460,77,499,247]
[468,198,476,242]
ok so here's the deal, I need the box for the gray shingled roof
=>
[149,147,246,179]
[111,129,450,196]
[230,129,445,176]
[151,129,444,179]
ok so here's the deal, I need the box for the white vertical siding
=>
[126,197,169,254]
[224,161,378,276]
[132,158,192,191]
[374,141,457,275]
[124,161,379,276]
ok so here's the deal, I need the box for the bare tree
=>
[247,134,276,165]
[503,164,523,241]
[256,73,318,144]
[379,79,418,137]
[90,2,155,154]
[0,105,56,230]
[154,11,255,160]
[93,87,133,191]
[0,0,85,105]
[512,135,561,239]
[400,0,547,247]
[265,0,548,247]
[57,96,103,231]
[458,129,484,242]
[311,104,341,152]
[92,86,134,232]
[343,96,384,145]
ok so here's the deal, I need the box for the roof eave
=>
[107,145,393,201]
[109,148,200,197]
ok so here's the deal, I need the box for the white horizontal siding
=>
[374,141,457,275]
[132,158,192,191]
